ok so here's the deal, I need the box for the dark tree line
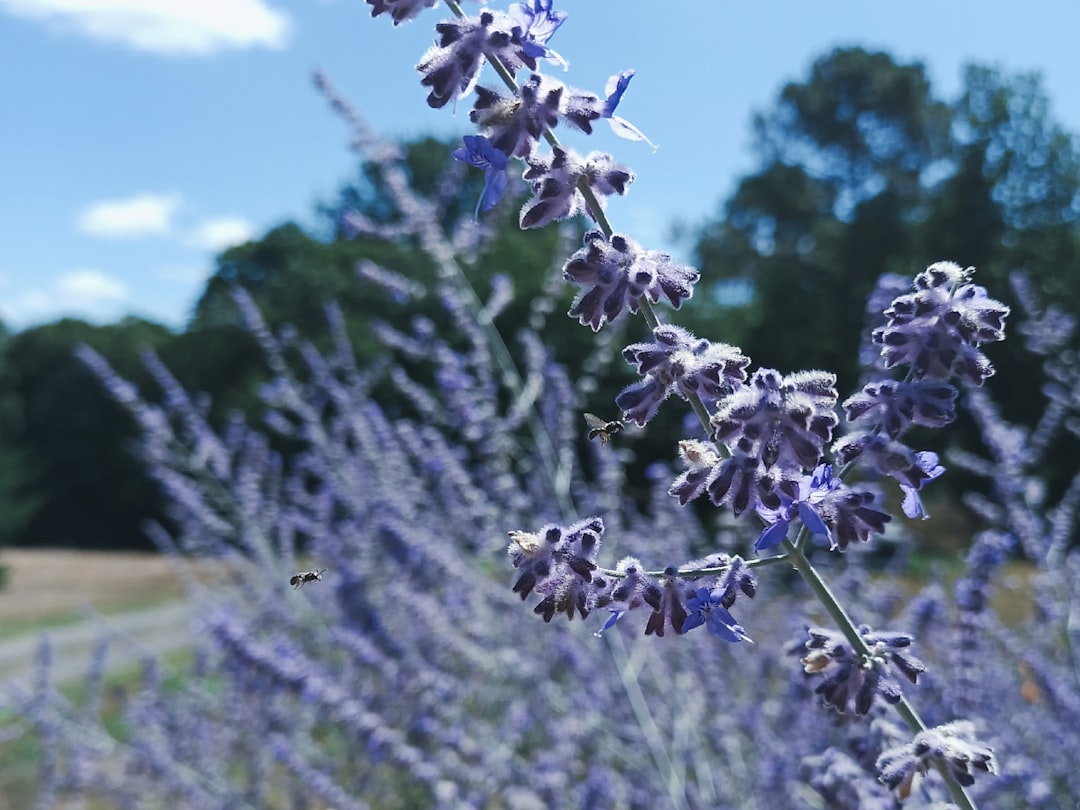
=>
[2,50,1079,552]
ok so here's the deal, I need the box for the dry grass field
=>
[0,549,189,638]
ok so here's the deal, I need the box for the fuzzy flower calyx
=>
[815,483,892,550]
[800,626,926,715]
[417,8,563,109]
[711,368,838,471]
[877,721,997,800]
[520,145,633,229]
[508,516,605,622]
[843,379,957,439]
[563,230,699,331]
[617,325,749,427]
[872,261,1009,386]
[366,0,439,26]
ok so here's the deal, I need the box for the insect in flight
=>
[290,569,327,590]
[584,413,625,445]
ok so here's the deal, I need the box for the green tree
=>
[690,46,1080,534]
[5,317,174,550]
[691,47,953,394]
[0,321,38,551]
[190,138,603,422]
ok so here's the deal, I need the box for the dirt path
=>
[0,550,200,690]
[0,600,196,689]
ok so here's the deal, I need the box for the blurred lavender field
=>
[4,2,1080,808]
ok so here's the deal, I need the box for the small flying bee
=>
[290,568,327,590]
[584,413,625,445]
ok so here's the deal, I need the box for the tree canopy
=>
[4,53,1080,552]
[691,47,1080,405]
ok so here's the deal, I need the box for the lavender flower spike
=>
[873,261,1010,386]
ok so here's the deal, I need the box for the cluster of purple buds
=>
[416,3,567,109]
[616,325,749,427]
[520,145,633,229]
[877,721,998,800]
[873,262,1010,386]
[507,516,604,622]
[668,369,842,519]
[563,231,700,331]
[799,626,926,716]
[834,262,1009,519]
[509,519,757,641]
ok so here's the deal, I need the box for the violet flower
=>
[451,134,510,217]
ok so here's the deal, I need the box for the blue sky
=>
[4,1,1080,331]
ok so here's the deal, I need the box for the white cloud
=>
[0,0,290,55]
[1,269,130,327]
[55,269,129,301]
[186,216,254,251]
[76,193,181,239]
[159,264,211,284]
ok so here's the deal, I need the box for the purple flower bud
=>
[872,261,1009,386]
[668,440,719,505]
[417,11,544,109]
[712,555,757,608]
[563,230,699,331]
[365,0,438,26]
[877,721,997,799]
[711,368,838,471]
[817,485,892,550]
[617,325,748,427]
[470,76,561,159]
[519,145,633,229]
[799,625,925,715]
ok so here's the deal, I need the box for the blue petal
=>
[705,605,752,643]
[681,613,704,633]
[594,609,625,638]
[901,485,929,520]
[480,166,509,212]
[797,502,830,537]
[602,70,635,117]
[755,518,789,552]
